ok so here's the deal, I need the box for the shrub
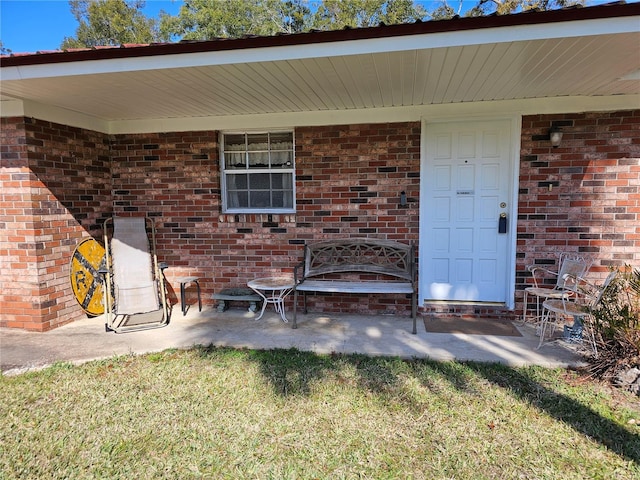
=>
[587,266,640,387]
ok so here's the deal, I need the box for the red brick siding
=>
[110,131,222,305]
[517,110,640,315]
[0,117,111,331]
[110,123,421,316]
[2,111,637,330]
[294,123,421,315]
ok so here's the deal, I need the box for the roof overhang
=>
[1,3,639,134]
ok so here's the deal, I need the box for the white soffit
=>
[0,11,638,133]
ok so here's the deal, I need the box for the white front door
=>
[419,118,516,305]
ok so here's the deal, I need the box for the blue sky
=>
[0,0,626,54]
[1,0,182,53]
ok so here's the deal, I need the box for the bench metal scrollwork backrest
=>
[304,239,415,282]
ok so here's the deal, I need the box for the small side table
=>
[247,277,295,323]
[177,276,201,316]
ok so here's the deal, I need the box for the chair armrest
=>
[572,275,602,298]
[527,265,559,288]
[528,265,558,277]
[559,274,603,306]
[97,268,109,282]
[559,273,582,291]
[159,262,168,271]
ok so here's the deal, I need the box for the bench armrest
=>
[293,260,305,285]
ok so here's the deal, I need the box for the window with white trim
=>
[221,131,295,213]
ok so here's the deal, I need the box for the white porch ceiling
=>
[1,10,639,132]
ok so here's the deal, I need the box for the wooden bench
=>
[293,238,418,334]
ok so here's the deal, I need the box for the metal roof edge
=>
[1,2,638,68]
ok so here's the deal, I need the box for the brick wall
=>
[0,117,111,331]
[294,123,421,315]
[2,111,637,330]
[110,123,421,316]
[517,110,640,314]
[110,131,221,306]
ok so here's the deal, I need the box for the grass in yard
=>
[1,346,639,479]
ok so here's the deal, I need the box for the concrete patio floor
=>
[1,307,586,375]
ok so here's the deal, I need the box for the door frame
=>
[418,115,521,309]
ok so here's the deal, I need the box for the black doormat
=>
[424,317,522,337]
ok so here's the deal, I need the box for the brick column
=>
[0,117,111,331]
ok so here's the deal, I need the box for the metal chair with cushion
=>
[536,270,618,356]
[523,253,592,326]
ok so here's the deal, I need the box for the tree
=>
[159,0,313,41]
[465,0,584,17]
[0,41,12,55]
[160,0,428,41]
[428,0,464,20]
[59,0,587,50]
[312,0,426,29]
[61,0,168,49]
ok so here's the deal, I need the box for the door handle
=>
[498,212,507,234]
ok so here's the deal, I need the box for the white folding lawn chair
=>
[100,216,170,333]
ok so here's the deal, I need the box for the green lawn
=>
[1,347,638,479]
